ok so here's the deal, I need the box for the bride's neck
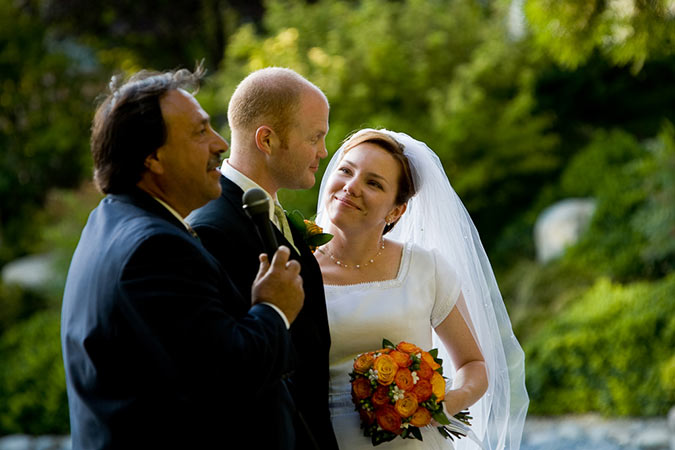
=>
[323,225,384,263]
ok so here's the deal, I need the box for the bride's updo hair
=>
[340,129,416,234]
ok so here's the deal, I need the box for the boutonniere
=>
[286,210,333,253]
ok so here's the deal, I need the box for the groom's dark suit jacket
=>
[188,176,338,450]
[61,188,296,449]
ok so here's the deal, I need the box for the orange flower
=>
[409,406,432,427]
[396,341,422,354]
[394,392,419,418]
[430,372,446,403]
[416,360,433,380]
[421,351,441,370]
[375,405,402,434]
[303,219,323,235]
[359,407,376,425]
[352,377,373,400]
[372,385,391,407]
[353,353,375,374]
[375,348,392,355]
[374,354,398,385]
[394,368,414,391]
[389,350,412,368]
[412,379,433,402]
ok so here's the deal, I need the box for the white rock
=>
[534,198,596,263]
[1,253,56,289]
[0,435,33,450]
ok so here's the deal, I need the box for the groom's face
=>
[271,89,329,190]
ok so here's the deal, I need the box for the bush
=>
[0,282,49,338]
[564,123,675,280]
[0,310,69,435]
[525,274,675,416]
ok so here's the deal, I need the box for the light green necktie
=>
[273,203,299,254]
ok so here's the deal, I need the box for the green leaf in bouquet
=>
[382,338,396,349]
[410,426,423,441]
[371,431,397,446]
[432,410,451,425]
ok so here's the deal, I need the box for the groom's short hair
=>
[227,67,325,145]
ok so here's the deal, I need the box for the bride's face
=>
[323,142,405,233]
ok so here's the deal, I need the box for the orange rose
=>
[303,219,323,235]
[396,341,422,354]
[394,391,419,418]
[374,354,398,385]
[394,368,414,391]
[416,360,433,380]
[430,372,446,403]
[409,406,432,427]
[421,351,441,370]
[372,385,391,407]
[375,405,402,434]
[352,377,373,400]
[412,379,433,402]
[389,350,412,368]
[359,407,376,425]
[353,353,375,374]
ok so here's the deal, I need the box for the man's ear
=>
[254,126,278,156]
[143,149,164,175]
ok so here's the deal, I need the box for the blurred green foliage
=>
[524,0,675,72]
[525,274,675,416]
[1,0,674,435]
[199,0,562,246]
[565,123,675,280]
[0,310,69,434]
[0,0,95,263]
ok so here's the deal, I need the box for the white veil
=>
[316,129,529,450]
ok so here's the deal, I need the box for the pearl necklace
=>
[318,239,385,269]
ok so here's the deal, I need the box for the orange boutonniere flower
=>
[348,338,474,446]
[286,210,333,253]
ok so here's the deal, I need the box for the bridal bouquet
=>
[350,339,473,446]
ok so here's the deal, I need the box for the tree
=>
[40,0,265,71]
[0,0,96,262]
[201,0,560,247]
[524,0,675,72]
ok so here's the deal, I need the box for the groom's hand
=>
[251,245,304,324]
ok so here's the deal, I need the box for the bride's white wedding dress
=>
[319,129,529,450]
[327,241,460,449]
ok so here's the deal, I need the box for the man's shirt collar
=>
[221,159,276,222]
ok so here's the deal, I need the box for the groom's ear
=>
[254,126,279,156]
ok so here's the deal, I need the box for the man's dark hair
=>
[91,65,205,194]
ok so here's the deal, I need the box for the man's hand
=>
[251,246,304,324]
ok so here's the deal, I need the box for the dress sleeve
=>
[430,248,461,328]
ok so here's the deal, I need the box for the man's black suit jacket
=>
[61,188,296,449]
[188,176,338,450]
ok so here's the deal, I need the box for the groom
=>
[188,68,338,449]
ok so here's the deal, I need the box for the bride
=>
[315,129,528,449]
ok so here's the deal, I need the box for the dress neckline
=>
[324,241,412,289]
